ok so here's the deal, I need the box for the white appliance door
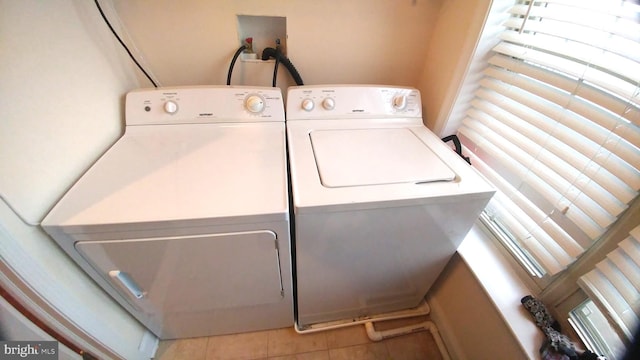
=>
[309,128,455,187]
[75,230,284,317]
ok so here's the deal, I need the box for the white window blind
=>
[578,224,640,343]
[458,0,640,275]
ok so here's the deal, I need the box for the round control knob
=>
[392,95,407,110]
[245,95,265,113]
[322,97,336,110]
[163,100,179,114]
[301,98,315,111]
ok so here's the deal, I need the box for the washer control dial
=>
[392,95,407,110]
[245,94,265,113]
[302,98,315,111]
[163,100,179,114]
[322,97,336,110]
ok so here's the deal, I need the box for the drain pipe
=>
[364,320,451,360]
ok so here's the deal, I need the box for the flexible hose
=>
[227,45,247,85]
[441,135,470,164]
[273,55,280,87]
[261,47,304,86]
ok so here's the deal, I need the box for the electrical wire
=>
[94,0,158,88]
[226,45,247,86]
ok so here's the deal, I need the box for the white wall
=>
[1,0,135,223]
[428,254,529,360]
[112,0,444,88]
[418,0,492,135]
[0,0,151,359]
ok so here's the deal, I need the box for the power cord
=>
[94,0,158,88]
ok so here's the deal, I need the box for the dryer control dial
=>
[245,95,265,113]
[163,100,179,114]
[392,95,407,110]
[322,97,336,110]
[302,98,315,111]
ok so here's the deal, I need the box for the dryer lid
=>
[309,128,456,188]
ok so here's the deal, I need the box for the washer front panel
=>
[310,128,455,187]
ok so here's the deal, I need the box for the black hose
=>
[272,55,280,87]
[227,45,247,85]
[261,47,304,86]
[441,135,471,164]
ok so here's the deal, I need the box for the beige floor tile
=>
[328,343,389,360]
[325,325,371,349]
[206,331,269,360]
[373,316,431,331]
[385,331,443,360]
[156,337,208,360]
[267,327,328,357]
[268,350,330,360]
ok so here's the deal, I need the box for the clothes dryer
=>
[286,85,494,329]
[42,86,293,339]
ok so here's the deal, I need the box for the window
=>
[576,224,640,356]
[456,0,640,278]
[569,299,626,360]
[445,0,640,357]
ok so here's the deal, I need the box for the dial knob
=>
[322,97,336,110]
[301,98,315,111]
[392,95,407,110]
[163,100,179,114]
[245,95,265,113]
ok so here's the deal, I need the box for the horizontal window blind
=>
[578,224,640,343]
[458,0,640,275]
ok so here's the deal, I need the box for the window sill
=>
[457,222,546,359]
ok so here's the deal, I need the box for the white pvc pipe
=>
[293,299,450,359]
[364,320,451,360]
[294,300,431,334]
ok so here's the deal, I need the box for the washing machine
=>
[286,85,495,329]
[42,86,293,339]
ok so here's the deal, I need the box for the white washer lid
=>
[310,128,455,188]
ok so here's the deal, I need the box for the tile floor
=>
[154,316,445,360]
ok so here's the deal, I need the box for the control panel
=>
[125,86,284,125]
[286,85,422,120]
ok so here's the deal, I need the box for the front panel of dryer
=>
[75,230,288,338]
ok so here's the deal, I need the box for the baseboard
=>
[138,330,159,358]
